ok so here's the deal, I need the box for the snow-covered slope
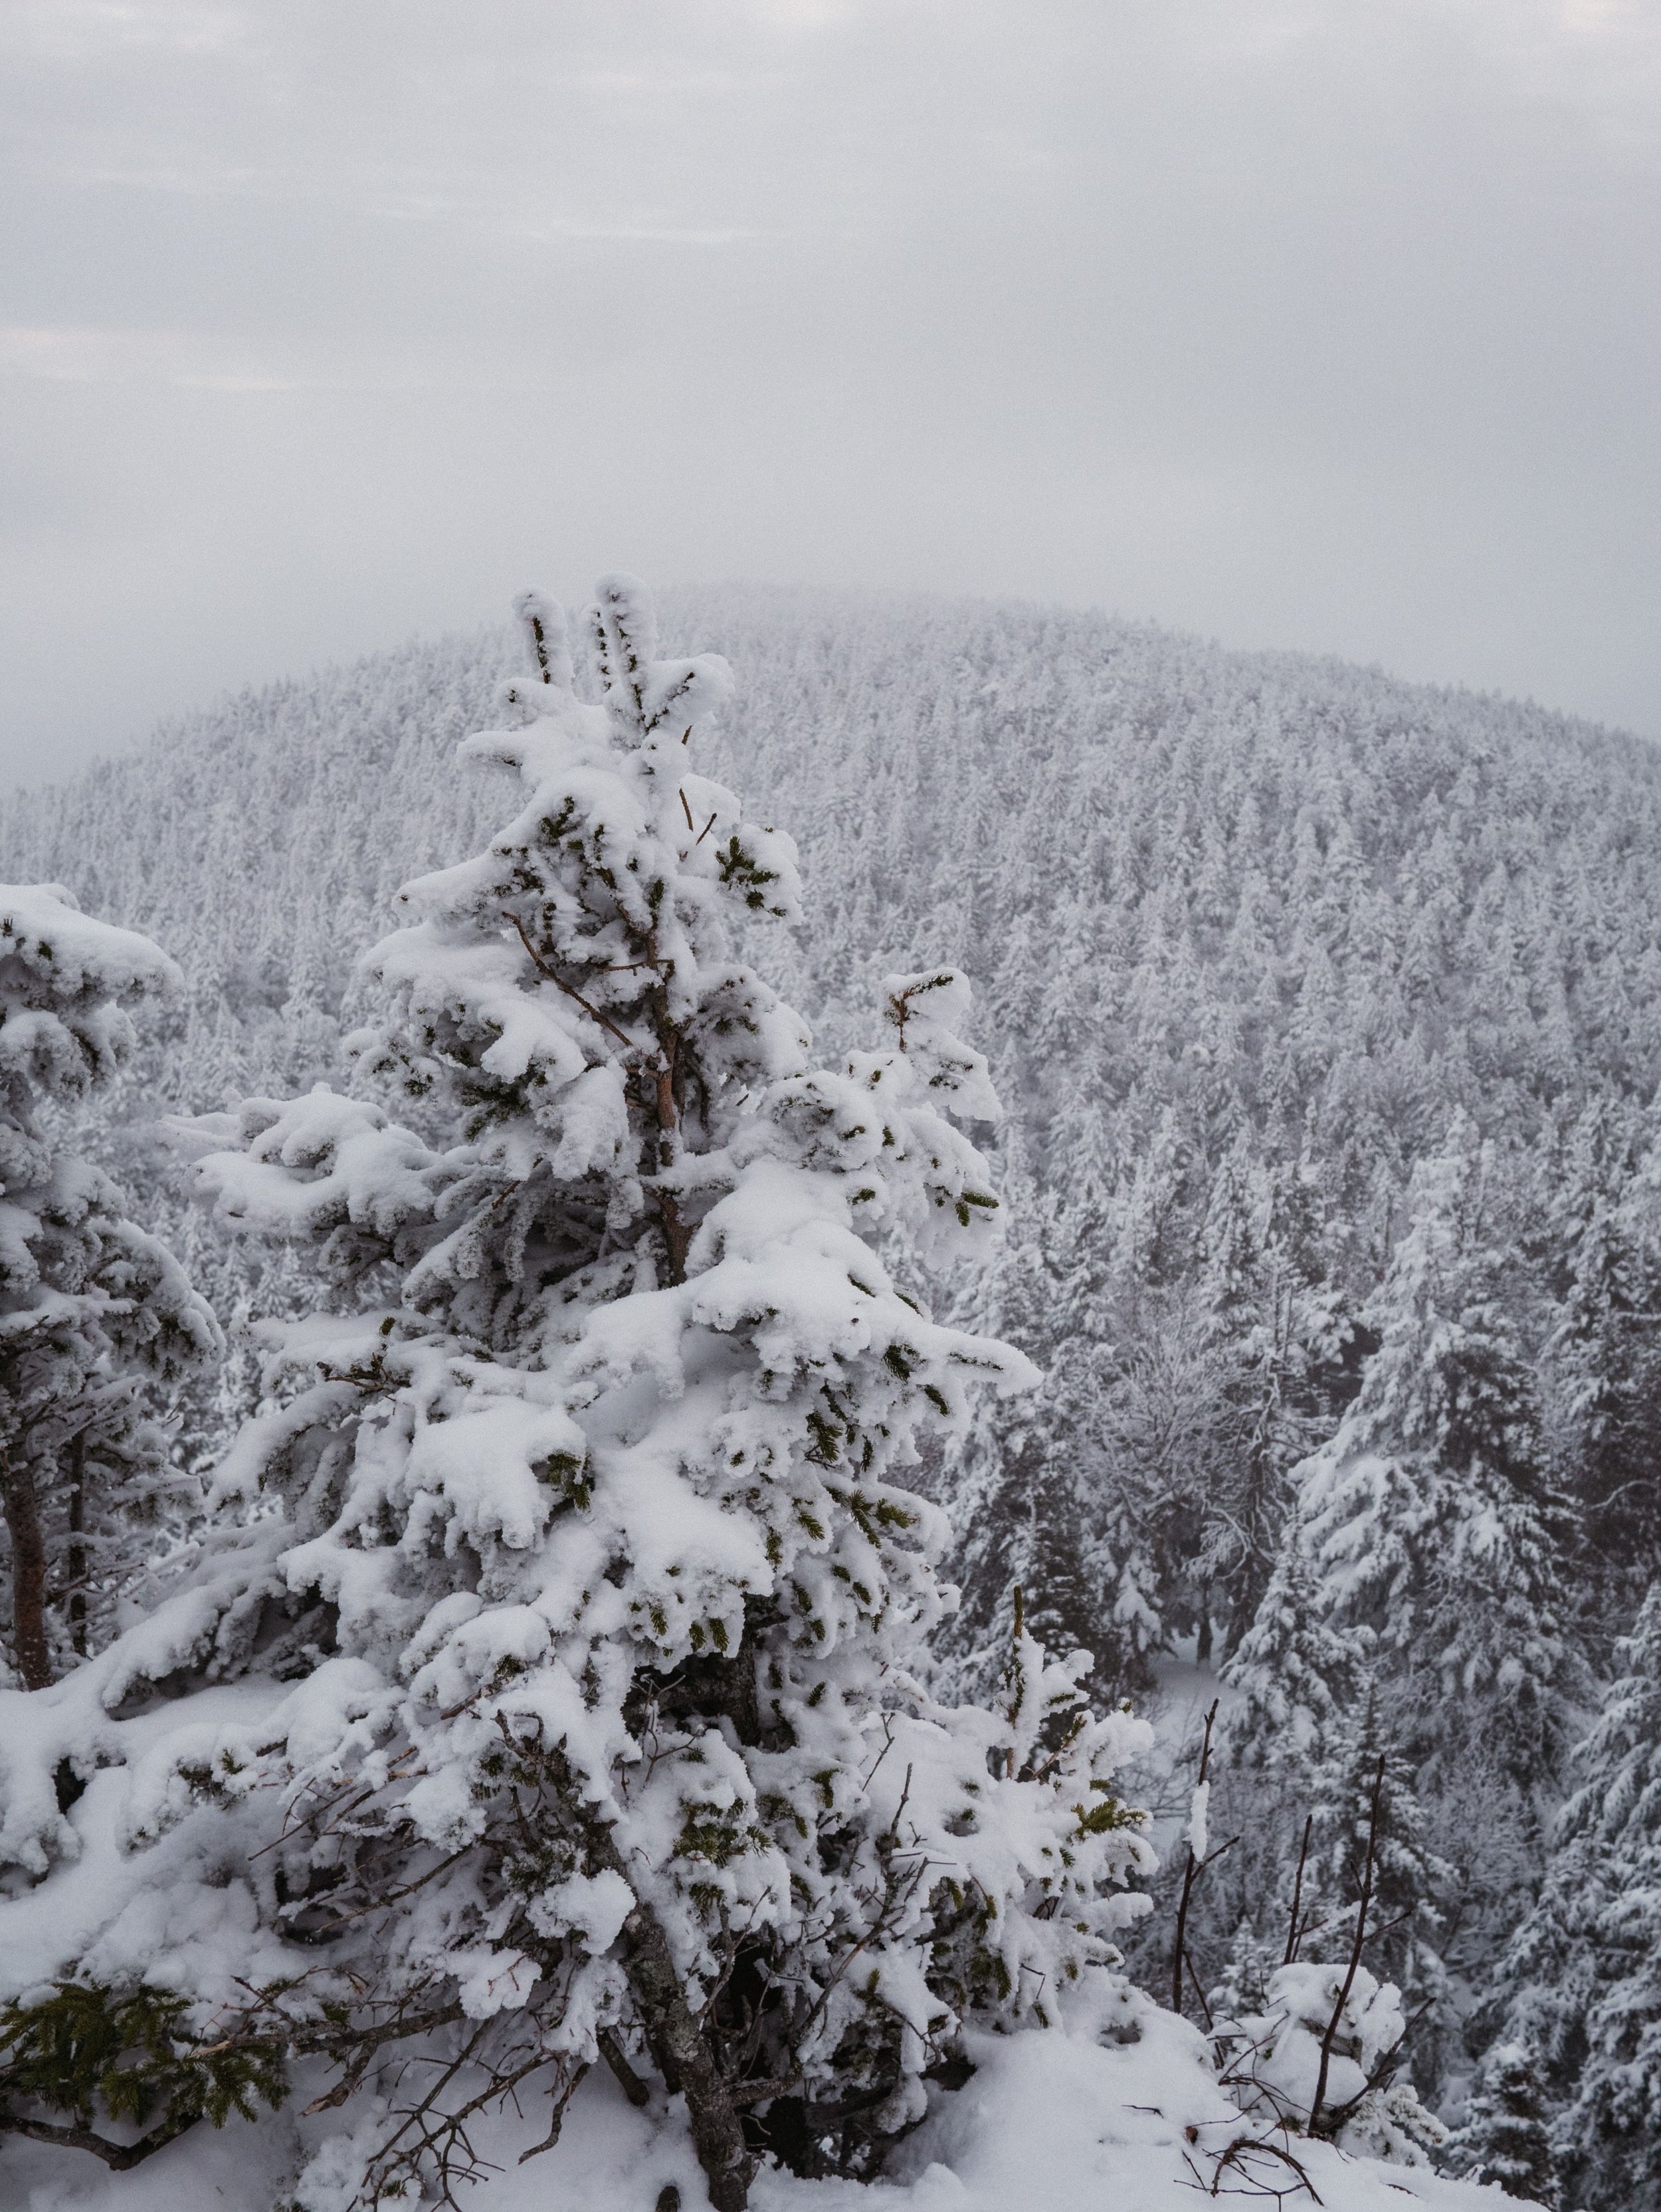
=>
[9,582,1661,1148]
[0,1993,1519,2212]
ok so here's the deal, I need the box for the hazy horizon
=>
[12,570,1661,807]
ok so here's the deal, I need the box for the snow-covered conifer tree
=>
[1450,2042,1559,2205]
[1480,1583,1661,2210]
[1198,1148,1349,1661]
[945,1107,1161,1698]
[1221,1524,1360,1778]
[1298,1124,1575,1790]
[1299,1682,1452,2084]
[6,582,1153,2208]
[1540,1098,1661,1579]
[0,885,219,1686]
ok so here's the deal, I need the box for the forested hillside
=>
[20,588,1661,1143]
[8,585,1661,2202]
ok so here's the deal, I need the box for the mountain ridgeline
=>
[16,588,1661,1144]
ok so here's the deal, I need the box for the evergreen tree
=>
[1484,1584,1661,2211]
[1207,1916,1278,2025]
[3,583,1155,2207]
[945,1106,1163,1699]
[1300,1125,1575,1790]
[1450,2041,1559,2205]
[1221,1524,1361,1777]
[0,884,219,1686]
[938,1146,1096,1690]
[1198,1146,1350,1659]
[1541,1098,1661,1584]
[1300,1681,1453,2079]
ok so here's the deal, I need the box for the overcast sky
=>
[3,0,1659,786]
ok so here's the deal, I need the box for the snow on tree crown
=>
[0,883,181,1103]
[195,579,1005,1319]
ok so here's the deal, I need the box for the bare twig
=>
[596,2027,650,2108]
[518,2061,591,2163]
[1310,1754,1385,2135]
[1171,1700,1219,2018]
[1208,2132,1325,2204]
[508,914,637,1053]
[1284,1816,1314,1965]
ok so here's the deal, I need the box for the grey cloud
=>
[1,0,1658,784]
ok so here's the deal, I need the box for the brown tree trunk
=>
[66,1430,87,1658]
[561,1761,754,2209]
[616,1891,755,2211]
[1,1451,53,1690]
[650,987,691,1286]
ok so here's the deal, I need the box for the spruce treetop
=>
[3,581,1155,2209]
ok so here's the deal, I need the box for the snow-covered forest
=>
[3,581,1661,2209]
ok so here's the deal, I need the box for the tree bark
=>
[649,986,691,1286]
[561,1767,754,2210]
[0,2110,197,2169]
[615,1890,755,2212]
[1,1450,52,1690]
[66,1430,87,1658]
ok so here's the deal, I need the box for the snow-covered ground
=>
[0,1651,1519,2212]
[0,1993,1519,2211]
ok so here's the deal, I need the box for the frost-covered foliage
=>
[1448,2041,1559,2205]
[0,583,1159,2212]
[9,581,1661,2187]
[1476,1582,1661,2211]
[1292,1124,1578,1791]
[1211,1958,1446,2165]
[0,884,219,1688]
